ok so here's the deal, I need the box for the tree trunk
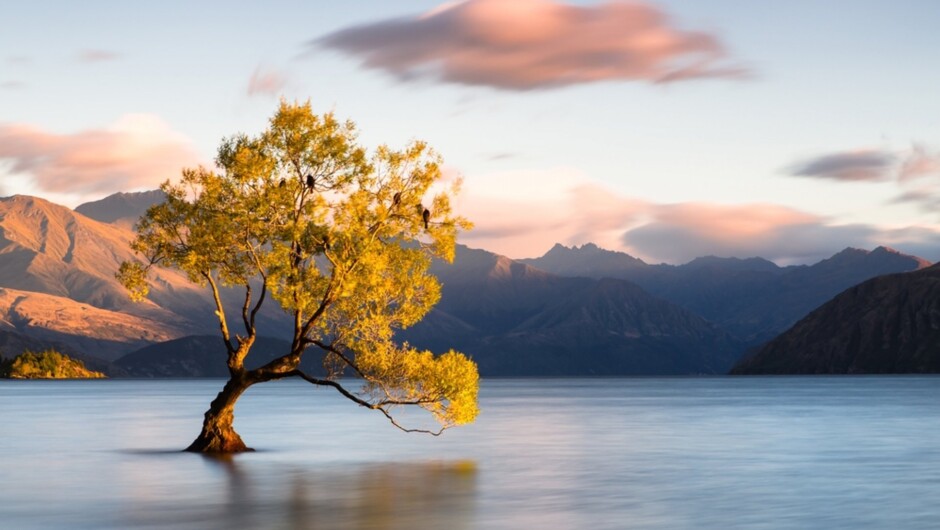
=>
[185,376,254,453]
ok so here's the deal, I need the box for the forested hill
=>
[732,264,940,374]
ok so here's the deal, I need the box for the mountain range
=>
[522,243,929,343]
[0,191,933,376]
[399,246,742,375]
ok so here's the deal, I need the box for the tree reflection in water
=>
[199,455,478,530]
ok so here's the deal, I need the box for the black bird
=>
[422,208,430,230]
[322,234,331,251]
[306,174,315,189]
[392,192,401,206]
[278,178,286,188]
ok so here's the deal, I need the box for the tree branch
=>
[308,339,367,379]
[287,370,445,436]
[244,234,269,336]
[203,271,235,356]
[241,282,253,339]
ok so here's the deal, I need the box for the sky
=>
[2,0,940,264]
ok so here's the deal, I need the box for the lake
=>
[1,377,939,529]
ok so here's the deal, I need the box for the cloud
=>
[898,144,940,182]
[455,168,644,256]
[78,49,120,63]
[789,150,895,182]
[788,144,940,215]
[315,0,747,90]
[621,203,877,264]
[247,65,288,97]
[0,115,202,202]
[454,168,940,264]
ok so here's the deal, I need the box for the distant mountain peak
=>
[75,189,166,227]
[536,241,645,262]
[823,246,930,269]
[520,242,647,279]
[831,246,869,257]
[683,255,781,273]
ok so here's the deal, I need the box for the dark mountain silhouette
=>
[522,243,929,343]
[398,245,744,375]
[732,264,940,374]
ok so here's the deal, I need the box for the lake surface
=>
[1,377,939,529]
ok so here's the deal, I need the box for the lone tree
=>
[118,101,479,452]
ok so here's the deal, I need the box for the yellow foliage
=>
[117,100,479,432]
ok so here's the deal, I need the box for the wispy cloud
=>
[247,65,288,98]
[787,144,940,213]
[314,0,748,90]
[77,49,120,63]
[789,150,895,182]
[898,144,940,182]
[0,115,201,203]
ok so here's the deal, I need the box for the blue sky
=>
[2,0,940,263]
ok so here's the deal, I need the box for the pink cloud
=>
[247,66,288,97]
[0,115,202,198]
[622,203,876,264]
[315,0,748,90]
[454,168,646,257]
[453,168,937,264]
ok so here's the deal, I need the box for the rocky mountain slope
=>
[0,194,293,360]
[731,265,940,374]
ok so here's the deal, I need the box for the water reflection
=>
[120,454,478,530]
[4,378,940,529]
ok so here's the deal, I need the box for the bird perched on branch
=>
[278,178,286,188]
[422,208,430,230]
[392,192,401,207]
[306,174,315,190]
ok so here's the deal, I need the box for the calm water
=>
[1,377,939,529]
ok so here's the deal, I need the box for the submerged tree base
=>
[185,377,254,453]
[184,430,254,453]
